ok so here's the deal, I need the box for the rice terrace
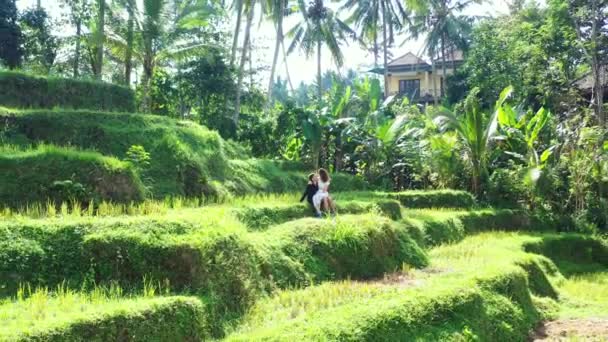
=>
[0,0,607,340]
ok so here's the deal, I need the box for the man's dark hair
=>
[308,173,315,181]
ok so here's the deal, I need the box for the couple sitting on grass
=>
[299,168,336,217]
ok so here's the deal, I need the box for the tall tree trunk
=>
[312,144,320,170]
[451,46,456,71]
[334,132,342,172]
[593,61,605,126]
[125,3,134,85]
[381,0,389,97]
[234,5,254,126]
[37,0,41,9]
[317,39,322,100]
[266,0,284,112]
[95,0,105,79]
[431,55,438,105]
[441,33,447,98]
[590,0,604,126]
[142,59,153,113]
[73,19,81,78]
[281,40,294,92]
[571,0,604,126]
[230,0,244,67]
[591,25,604,126]
[373,17,379,67]
[472,161,480,197]
[248,36,254,87]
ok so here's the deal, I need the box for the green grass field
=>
[0,191,605,340]
[224,232,607,341]
[559,271,608,318]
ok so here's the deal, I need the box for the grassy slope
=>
[558,271,608,318]
[0,108,367,202]
[0,293,207,341]
[225,232,608,341]
[0,70,135,112]
[0,207,429,312]
[0,192,531,300]
[0,145,145,206]
[524,235,608,320]
[1,107,232,198]
[1,190,604,341]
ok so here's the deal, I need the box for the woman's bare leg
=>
[329,197,336,212]
[323,198,330,214]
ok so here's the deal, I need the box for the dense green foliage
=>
[459,1,581,109]
[0,0,23,69]
[19,8,58,74]
[0,71,135,112]
[0,145,144,206]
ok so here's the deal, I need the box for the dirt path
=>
[362,267,449,289]
[531,318,608,341]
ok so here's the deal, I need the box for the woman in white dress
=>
[313,168,335,216]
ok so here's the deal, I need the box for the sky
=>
[17,0,514,86]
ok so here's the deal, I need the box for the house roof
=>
[388,52,430,67]
[433,50,464,63]
[367,51,465,74]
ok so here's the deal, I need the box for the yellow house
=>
[376,51,463,102]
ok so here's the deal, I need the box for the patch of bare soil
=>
[531,318,608,341]
[364,267,450,289]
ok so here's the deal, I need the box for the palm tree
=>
[287,0,355,101]
[229,0,244,66]
[139,0,165,112]
[233,0,256,125]
[323,80,355,170]
[94,0,105,79]
[104,0,217,112]
[406,0,476,103]
[111,0,137,85]
[61,0,91,78]
[123,0,136,85]
[433,86,513,195]
[266,0,287,111]
[341,0,407,96]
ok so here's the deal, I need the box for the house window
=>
[398,79,420,99]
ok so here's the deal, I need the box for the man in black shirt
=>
[300,173,321,216]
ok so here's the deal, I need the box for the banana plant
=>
[497,103,556,184]
[433,85,513,195]
[301,108,324,169]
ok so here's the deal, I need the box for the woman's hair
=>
[318,168,330,182]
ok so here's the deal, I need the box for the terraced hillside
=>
[0,72,366,207]
[1,72,606,341]
[0,190,606,341]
